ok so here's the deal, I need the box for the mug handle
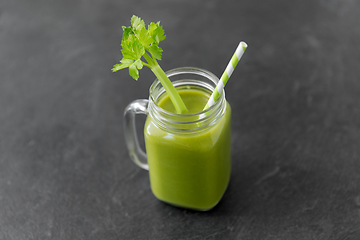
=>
[123,99,149,170]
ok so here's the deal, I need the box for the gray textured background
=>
[1,0,360,239]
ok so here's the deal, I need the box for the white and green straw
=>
[203,41,248,110]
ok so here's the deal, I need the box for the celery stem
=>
[150,64,188,114]
[143,52,187,114]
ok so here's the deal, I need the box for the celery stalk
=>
[112,15,188,114]
[150,65,187,114]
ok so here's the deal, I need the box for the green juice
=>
[144,87,231,210]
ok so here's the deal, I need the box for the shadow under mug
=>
[124,67,231,211]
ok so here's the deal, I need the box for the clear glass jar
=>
[124,67,231,211]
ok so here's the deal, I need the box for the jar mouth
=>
[150,67,224,115]
[148,67,226,132]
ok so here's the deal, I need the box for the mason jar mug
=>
[124,67,231,211]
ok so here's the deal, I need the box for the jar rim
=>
[149,67,225,118]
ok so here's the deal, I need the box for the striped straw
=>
[203,41,248,110]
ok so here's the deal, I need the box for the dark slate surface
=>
[1,0,360,239]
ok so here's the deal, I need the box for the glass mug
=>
[124,67,231,211]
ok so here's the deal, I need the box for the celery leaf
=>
[112,15,188,113]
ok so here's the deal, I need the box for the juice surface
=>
[144,88,231,211]
[158,87,210,114]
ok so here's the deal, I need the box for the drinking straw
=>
[203,41,248,110]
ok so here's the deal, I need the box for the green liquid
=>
[144,88,231,211]
[158,87,210,114]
